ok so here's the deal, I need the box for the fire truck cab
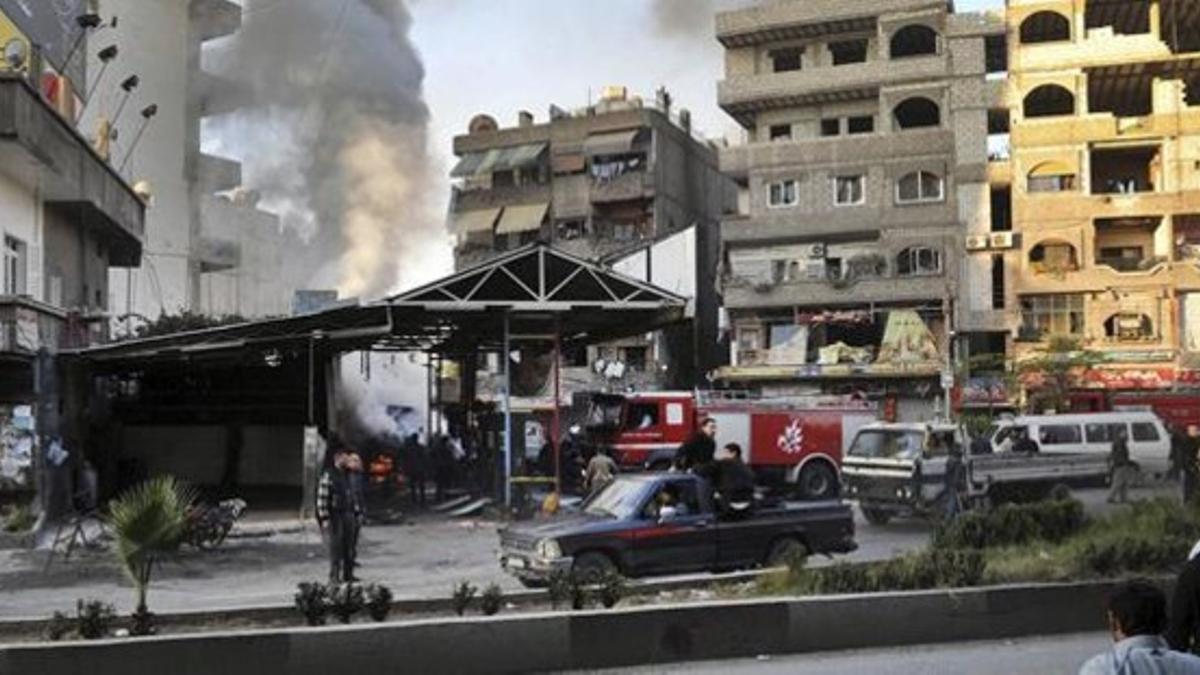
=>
[580,391,878,500]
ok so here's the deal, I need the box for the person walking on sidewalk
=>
[316,444,363,583]
[1108,428,1136,505]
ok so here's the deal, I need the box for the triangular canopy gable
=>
[386,243,685,310]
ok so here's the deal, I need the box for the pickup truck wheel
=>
[796,462,839,501]
[861,506,892,526]
[765,537,809,567]
[573,552,618,584]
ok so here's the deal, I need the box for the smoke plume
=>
[207,0,445,299]
[651,0,756,38]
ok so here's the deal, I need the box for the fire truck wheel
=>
[861,506,892,526]
[573,551,618,584]
[796,462,839,501]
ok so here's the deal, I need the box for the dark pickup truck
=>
[497,473,856,586]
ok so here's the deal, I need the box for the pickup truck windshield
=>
[849,430,926,460]
[583,479,645,519]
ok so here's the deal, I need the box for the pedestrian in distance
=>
[584,445,618,498]
[674,417,717,473]
[1182,425,1200,506]
[1108,428,1136,505]
[1079,579,1200,674]
[943,445,967,521]
[402,432,428,508]
[316,441,363,583]
[345,451,367,571]
[1012,427,1040,455]
[1168,542,1200,656]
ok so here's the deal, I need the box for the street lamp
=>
[118,103,158,174]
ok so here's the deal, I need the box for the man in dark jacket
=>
[943,446,967,521]
[714,443,756,515]
[1108,428,1135,505]
[316,445,363,583]
[675,417,717,472]
[1168,545,1200,655]
[1182,425,1200,505]
[1011,427,1039,455]
[402,433,428,507]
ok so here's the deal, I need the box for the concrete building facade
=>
[713,0,1002,421]
[447,90,735,397]
[1001,0,1200,403]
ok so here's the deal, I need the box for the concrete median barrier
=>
[0,578,1168,675]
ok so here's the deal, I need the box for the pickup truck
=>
[841,422,1110,525]
[497,473,857,586]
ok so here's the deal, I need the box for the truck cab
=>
[840,422,965,525]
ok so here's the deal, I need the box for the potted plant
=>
[327,583,364,624]
[364,583,394,622]
[294,582,330,626]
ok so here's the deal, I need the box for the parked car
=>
[497,473,857,587]
[990,411,1171,477]
[842,422,1109,524]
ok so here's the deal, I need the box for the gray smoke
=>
[207,0,443,299]
[651,0,755,38]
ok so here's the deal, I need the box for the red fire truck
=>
[580,392,879,500]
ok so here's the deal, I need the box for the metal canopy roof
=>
[71,242,687,365]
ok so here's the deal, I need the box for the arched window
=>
[896,171,944,204]
[1024,85,1076,118]
[1104,313,1154,342]
[1019,11,1071,44]
[890,25,939,59]
[896,247,942,277]
[1029,240,1079,273]
[893,97,941,130]
[1027,161,1077,193]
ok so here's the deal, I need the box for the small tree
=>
[107,476,196,635]
[1018,337,1103,413]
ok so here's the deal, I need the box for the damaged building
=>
[447,88,735,400]
[1000,0,1200,405]
[713,0,1000,420]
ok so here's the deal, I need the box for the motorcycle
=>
[184,498,247,550]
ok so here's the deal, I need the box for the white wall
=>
[0,170,41,302]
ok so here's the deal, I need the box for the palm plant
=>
[107,476,196,635]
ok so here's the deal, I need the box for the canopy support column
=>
[502,310,513,509]
[552,319,562,496]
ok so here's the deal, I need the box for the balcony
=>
[716,0,938,47]
[723,274,948,309]
[450,183,551,213]
[590,171,654,204]
[190,0,242,42]
[0,296,69,355]
[719,128,953,179]
[196,236,241,273]
[718,55,948,123]
[190,152,243,194]
[0,76,145,266]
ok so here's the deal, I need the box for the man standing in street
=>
[316,443,363,583]
[1182,425,1200,506]
[674,417,717,473]
[402,432,428,508]
[943,445,967,521]
[584,445,618,498]
[1080,580,1200,674]
[1108,428,1135,505]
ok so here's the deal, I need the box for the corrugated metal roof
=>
[450,143,546,177]
[495,203,548,234]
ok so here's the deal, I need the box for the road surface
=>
[573,632,1111,675]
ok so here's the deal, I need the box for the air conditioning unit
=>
[989,232,1018,249]
[808,243,827,259]
[965,235,990,252]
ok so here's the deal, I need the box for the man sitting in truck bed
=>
[714,443,757,515]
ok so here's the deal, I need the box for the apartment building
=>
[447,89,735,395]
[1002,0,1200,404]
[714,0,1003,421]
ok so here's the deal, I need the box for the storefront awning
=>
[451,207,502,234]
[451,143,547,177]
[496,203,549,235]
[584,129,641,156]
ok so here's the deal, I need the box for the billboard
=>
[0,0,87,89]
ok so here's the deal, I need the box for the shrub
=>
[294,582,330,626]
[547,570,572,610]
[76,599,116,640]
[933,499,1085,550]
[451,582,477,616]
[569,575,589,610]
[3,504,35,533]
[45,611,73,642]
[480,584,503,616]
[328,583,364,624]
[598,569,626,609]
[364,584,394,622]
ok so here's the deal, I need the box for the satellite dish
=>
[4,39,28,70]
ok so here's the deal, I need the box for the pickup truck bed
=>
[498,473,856,585]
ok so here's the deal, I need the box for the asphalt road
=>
[0,484,1174,620]
[573,632,1112,675]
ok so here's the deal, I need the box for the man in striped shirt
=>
[316,441,363,583]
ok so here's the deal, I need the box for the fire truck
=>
[578,391,879,500]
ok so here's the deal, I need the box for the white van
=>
[990,412,1172,476]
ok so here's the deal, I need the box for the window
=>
[1028,175,1076,193]
[830,39,869,65]
[770,47,803,73]
[1038,424,1082,445]
[557,220,588,241]
[895,171,944,204]
[820,119,840,137]
[613,222,641,242]
[564,346,588,368]
[1021,294,1085,338]
[1104,313,1154,342]
[890,25,939,59]
[769,124,792,141]
[1023,85,1076,118]
[1020,11,1071,44]
[896,247,942,276]
[768,180,799,208]
[992,255,1006,310]
[848,116,874,134]
[2,235,26,296]
[1086,423,1125,444]
[893,97,941,130]
[1132,423,1161,442]
[834,175,864,206]
[625,402,658,430]
[492,170,515,188]
[643,480,702,519]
